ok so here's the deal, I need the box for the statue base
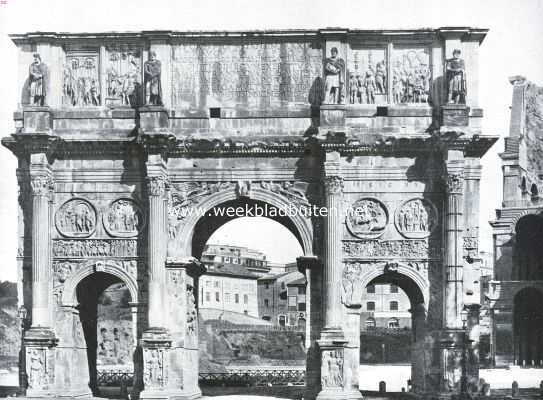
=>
[138,105,170,133]
[441,104,470,127]
[21,106,52,134]
[320,104,346,129]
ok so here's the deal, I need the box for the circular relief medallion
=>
[104,199,145,237]
[346,198,388,239]
[55,198,96,238]
[395,198,438,239]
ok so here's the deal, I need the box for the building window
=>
[215,292,220,302]
[298,286,306,295]
[390,301,398,311]
[262,316,271,321]
[367,285,375,294]
[225,293,230,303]
[365,317,376,329]
[388,318,400,328]
[235,294,239,304]
[288,296,297,311]
[224,257,230,263]
[390,284,398,293]
[214,281,220,288]
[264,299,269,307]
[298,302,306,311]
[367,301,375,311]
[206,280,211,287]
[205,292,210,302]
[281,282,286,290]
[244,294,248,304]
[265,283,270,289]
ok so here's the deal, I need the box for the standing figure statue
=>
[375,61,386,94]
[364,70,376,104]
[446,49,467,104]
[144,51,162,106]
[349,74,357,104]
[29,53,48,106]
[324,47,345,104]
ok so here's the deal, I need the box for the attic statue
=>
[144,51,163,106]
[29,53,48,106]
[446,49,467,104]
[324,47,345,104]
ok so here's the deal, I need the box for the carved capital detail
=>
[324,176,343,195]
[445,173,464,194]
[146,176,167,197]
[30,175,54,196]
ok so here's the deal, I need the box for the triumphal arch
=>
[3,27,496,400]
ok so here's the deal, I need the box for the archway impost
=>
[296,255,321,274]
[165,256,206,279]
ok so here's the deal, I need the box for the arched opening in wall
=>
[513,287,543,367]
[76,272,134,397]
[191,203,306,395]
[531,183,539,197]
[358,271,426,392]
[513,214,543,280]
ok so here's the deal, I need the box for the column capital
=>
[165,256,206,279]
[324,175,344,195]
[30,174,54,197]
[296,255,321,275]
[444,172,464,194]
[146,175,168,197]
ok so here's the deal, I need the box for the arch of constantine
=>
[2,27,496,400]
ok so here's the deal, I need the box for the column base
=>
[22,390,94,399]
[140,388,201,400]
[316,388,362,400]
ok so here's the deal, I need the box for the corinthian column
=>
[30,172,54,328]
[322,174,344,334]
[444,159,465,329]
[146,175,167,329]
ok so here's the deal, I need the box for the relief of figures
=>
[348,49,386,104]
[324,47,345,104]
[55,199,96,238]
[144,348,165,387]
[104,199,145,237]
[446,49,467,104]
[395,198,438,239]
[27,348,48,389]
[63,55,100,107]
[186,285,197,336]
[391,48,431,104]
[144,51,162,106]
[106,48,142,107]
[29,53,48,106]
[346,198,388,239]
[321,349,343,388]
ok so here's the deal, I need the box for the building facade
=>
[360,284,412,330]
[199,264,259,318]
[489,76,543,368]
[200,244,270,276]
[3,27,495,400]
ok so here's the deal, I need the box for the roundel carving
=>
[346,198,388,239]
[104,199,145,237]
[55,198,96,238]
[395,198,438,239]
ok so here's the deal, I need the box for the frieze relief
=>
[395,198,438,239]
[346,198,388,239]
[348,48,387,104]
[53,239,139,258]
[321,349,344,388]
[342,239,440,259]
[391,48,431,104]
[55,198,97,238]
[104,199,145,237]
[105,46,142,107]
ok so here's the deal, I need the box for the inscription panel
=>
[171,42,322,109]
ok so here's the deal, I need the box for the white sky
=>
[0,0,542,281]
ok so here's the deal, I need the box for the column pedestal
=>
[24,328,57,398]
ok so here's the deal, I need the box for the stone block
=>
[22,107,52,134]
[139,106,170,132]
[442,104,470,127]
[320,105,346,128]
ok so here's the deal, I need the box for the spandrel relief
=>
[348,48,387,104]
[63,53,100,107]
[391,48,431,104]
[105,46,142,107]
[346,198,388,239]
[104,199,145,237]
[55,199,97,238]
[395,198,438,239]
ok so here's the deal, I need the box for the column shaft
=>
[147,176,167,328]
[30,175,52,328]
[323,176,343,331]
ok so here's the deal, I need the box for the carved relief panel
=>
[55,198,97,238]
[347,48,387,104]
[26,347,54,390]
[391,47,431,104]
[346,198,388,239]
[143,348,168,389]
[395,198,438,238]
[171,42,322,109]
[105,45,142,107]
[104,199,145,237]
[63,52,100,107]
[321,348,344,388]
[186,284,197,338]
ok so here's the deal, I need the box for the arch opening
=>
[76,272,134,397]
[513,214,543,280]
[513,287,543,367]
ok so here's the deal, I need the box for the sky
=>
[0,0,542,281]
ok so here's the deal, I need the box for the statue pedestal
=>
[441,104,470,127]
[320,104,346,131]
[22,106,52,134]
[139,106,170,133]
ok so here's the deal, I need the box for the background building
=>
[201,244,270,276]
[360,284,412,330]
